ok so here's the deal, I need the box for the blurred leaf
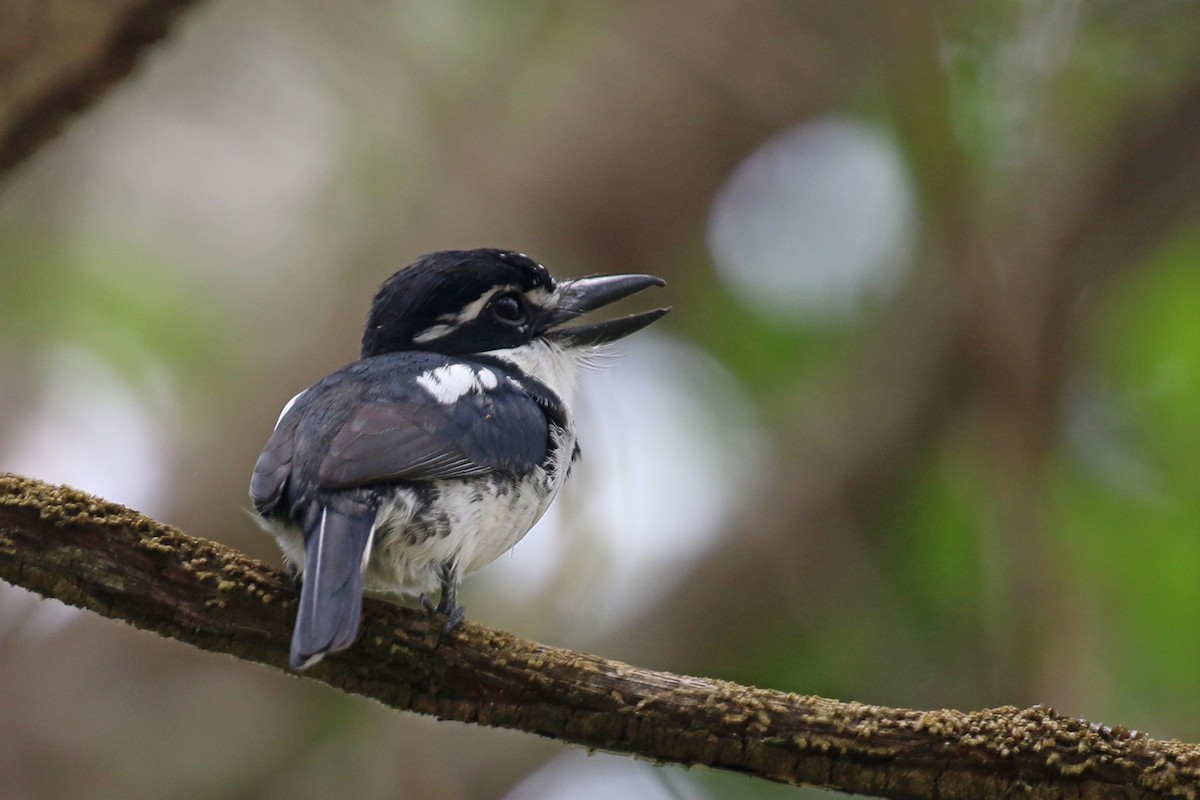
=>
[1053,224,1200,731]
[881,439,987,639]
[3,232,230,392]
[1099,225,1200,487]
[676,254,851,396]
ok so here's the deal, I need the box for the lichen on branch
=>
[0,474,1197,800]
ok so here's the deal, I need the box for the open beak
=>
[543,274,669,347]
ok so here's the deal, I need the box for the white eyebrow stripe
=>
[413,323,454,343]
[410,286,507,343]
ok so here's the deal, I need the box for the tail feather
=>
[291,505,376,669]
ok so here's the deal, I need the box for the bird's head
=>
[361,249,668,359]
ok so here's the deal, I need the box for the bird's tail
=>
[291,504,376,670]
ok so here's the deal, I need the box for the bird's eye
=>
[490,293,526,324]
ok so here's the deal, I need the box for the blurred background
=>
[3,1,1200,798]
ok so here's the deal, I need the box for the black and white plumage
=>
[250,249,667,669]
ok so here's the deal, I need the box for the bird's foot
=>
[439,604,466,635]
[419,592,464,636]
[419,593,437,615]
[432,604,465,648]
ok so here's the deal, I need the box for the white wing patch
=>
[275,389,306,429]
[415,364,499,404]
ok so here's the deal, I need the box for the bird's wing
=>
[250,409,302,515]
[317,373,550,489]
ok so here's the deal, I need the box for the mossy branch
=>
[0,474,1197,799]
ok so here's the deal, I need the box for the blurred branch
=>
[1054,73,1200,286]
[2,475,1198,799]
[0,0,199,177]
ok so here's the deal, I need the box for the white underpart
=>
[364,424,576,596]
[275,389,306,428]
[416,363,500,404]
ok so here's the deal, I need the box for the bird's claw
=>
[419,592,464,637]
[440,605,466,635]
[419,593,437,614]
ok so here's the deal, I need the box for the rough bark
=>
[1,474,1197,799]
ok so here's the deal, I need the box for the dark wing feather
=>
[318,379,549,490]
[250,411,302,514]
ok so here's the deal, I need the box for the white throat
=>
[487,340,580,405]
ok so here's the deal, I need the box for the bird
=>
[250,248,668,669]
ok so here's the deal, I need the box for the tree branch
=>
[0,0,200,177]
[0,474,1196,799]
